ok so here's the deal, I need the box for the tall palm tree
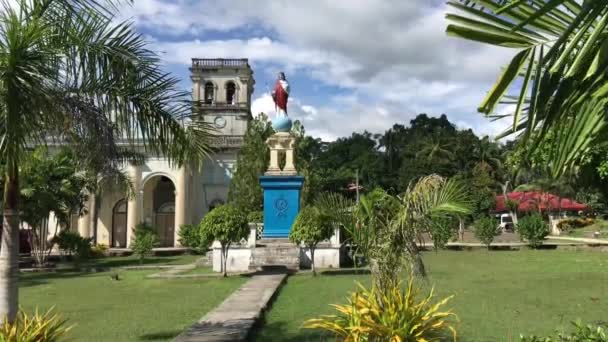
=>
[446,0,608,178]
[0,0,212,322]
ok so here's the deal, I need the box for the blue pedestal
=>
[259,175,304,238]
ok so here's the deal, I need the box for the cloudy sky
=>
[118,0,516,141]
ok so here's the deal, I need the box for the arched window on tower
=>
[204,82,214,104]
[226,81,236,105]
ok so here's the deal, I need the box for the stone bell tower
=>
[189,58,255,221]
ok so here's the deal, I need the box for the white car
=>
[498,214,514,232]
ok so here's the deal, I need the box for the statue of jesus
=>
[272,72,290,117]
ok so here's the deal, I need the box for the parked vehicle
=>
[497,214,514,232]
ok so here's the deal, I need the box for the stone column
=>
[77,198,92,238]
[126,163,142,247]
[174,165,189,247]
[268,149,280,173]
[284,149,296,173]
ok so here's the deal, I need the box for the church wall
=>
[97,190,124,247]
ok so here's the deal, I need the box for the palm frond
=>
[447,0,608,178]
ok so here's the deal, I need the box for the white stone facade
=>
[61,59,254,248]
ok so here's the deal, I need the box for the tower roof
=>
[191,58,250,70]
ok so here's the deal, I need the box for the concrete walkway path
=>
[549,235,608,245]
[173,272,287,342]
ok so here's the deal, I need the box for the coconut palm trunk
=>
[0,162,20,322]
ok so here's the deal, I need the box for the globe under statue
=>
[271,71,292,132]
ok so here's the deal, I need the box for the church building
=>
[63,58,255,248]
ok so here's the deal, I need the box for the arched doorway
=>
[156,202,175,247]
[143,175,177,247]
[112,199,128,247]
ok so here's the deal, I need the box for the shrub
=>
[289,206,333,275]
[474,216,500,249]
[0,308,72,341]
[246,210,263,223]
[557,218,595,230]
[74,237,92,261]
[131,223,159,264]
[52,230,81,257]
[517,213,549,248]
[430,217,456,250]
[304,278,457,341]
[520,320,608,341]
[178,224,203,252]
[198,204,249,277]
[90,244,108,258]
[52,230,92,261]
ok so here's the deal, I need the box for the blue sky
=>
[118,0,517,141]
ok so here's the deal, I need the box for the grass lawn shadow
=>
[20,270,97,288]
[320,268,370,276]
[138,330,183,341]
[250,320,330,342]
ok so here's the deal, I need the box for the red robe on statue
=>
[272,79,289,114]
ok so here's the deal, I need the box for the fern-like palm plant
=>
[0,308,72,342]
[303,278,458,342]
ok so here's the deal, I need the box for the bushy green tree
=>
[474,217,499,250]
[131,223,159,264]
[246,211,263,223]
[289,206,333,276]
[517,213,548,248]
[199,205,249,277]
[228,113,273,214]
[470,162,497,219]
[429,217,456,251]
[178,224,203,253]
[20,148,89,267]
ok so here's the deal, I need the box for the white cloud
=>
[120,0,518,140]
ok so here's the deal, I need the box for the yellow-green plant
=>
[303,278,457,342]
[0,308,72,341]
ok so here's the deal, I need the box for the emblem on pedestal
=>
[274,196,288,217]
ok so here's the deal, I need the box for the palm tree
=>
[0,0,212,322]
[446,0,608,178]
[416,137,455,163]
[316,176,470,292]
[473,136,502,170]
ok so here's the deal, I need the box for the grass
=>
[256,250,608,341]
[81,254,202,268]
[182,266,214,275]
[19,255,244,341]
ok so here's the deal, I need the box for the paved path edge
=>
[173,272,287,342]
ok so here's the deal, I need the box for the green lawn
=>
[181,266,214,275]
[19,256,244,341]
[256,250,608,341]
[80,253,202,268]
